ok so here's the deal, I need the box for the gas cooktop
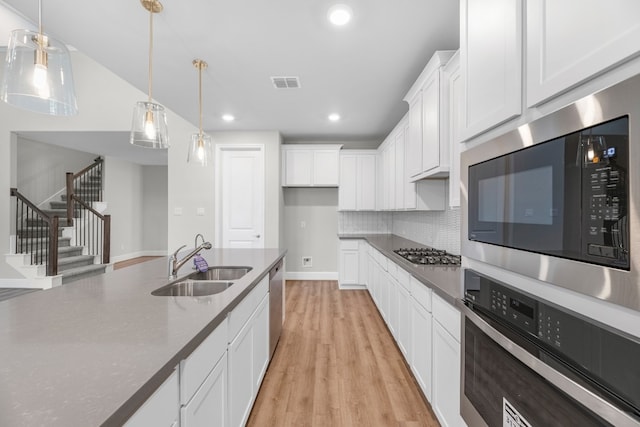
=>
[393,247,461,266]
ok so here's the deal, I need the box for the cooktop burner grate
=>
[393,247,461,266]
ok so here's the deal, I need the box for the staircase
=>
[8,158,112,289]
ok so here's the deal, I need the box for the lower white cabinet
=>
[229,293,270,427]
[125,370,179,427]
[410,297,433,402]
[396,278,411,359]
[338,239,361,288]
[181,353,227,427]
[432,294,465,427]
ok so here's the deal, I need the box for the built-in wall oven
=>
[461,72,640,312]
[460,73,640,426]
[460,269,640,427]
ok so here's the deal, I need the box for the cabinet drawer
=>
[387,261,398,279]
[432,293,461,342]
[180,352,226,427]
[340,239,360,251]
[228,275,269,341]
[180,319,228,405]
[411,277,432,312]
[125,369,179,427]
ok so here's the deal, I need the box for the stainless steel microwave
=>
[461,73,640,312]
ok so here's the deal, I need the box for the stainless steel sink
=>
[188,266,253,281]
[151,280,234,297]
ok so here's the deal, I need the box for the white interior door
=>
[218,146,265,248]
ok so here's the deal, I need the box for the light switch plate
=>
[196,207,205,216]
[173,207,183,216]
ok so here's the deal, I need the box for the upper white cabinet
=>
[404,51,455,180]
[339,151,377,211]
[460,0,522,140]
[281,144,342,187]
[445,51,462,208]
[527,0,640,107]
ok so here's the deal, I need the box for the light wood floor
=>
[247,280,440,427]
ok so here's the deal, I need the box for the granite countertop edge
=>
[338,233,462,304]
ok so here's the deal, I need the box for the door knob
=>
[256,234,261,238]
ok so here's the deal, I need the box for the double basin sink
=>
[152,266,253,297]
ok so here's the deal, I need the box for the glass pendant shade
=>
[130,101,169,148]
[187,133,212,166]
[1,29,78,116]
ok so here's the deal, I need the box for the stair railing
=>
[10,188,59,276]
[66,156,103,226]
[65,157,110,265]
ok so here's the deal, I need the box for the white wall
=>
[16,137,96,205]
[167,130,283,252]
[142,166,168,253]
[1,51,194,280]
[284,188,338,273]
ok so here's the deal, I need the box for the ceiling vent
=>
[271,76,301,89]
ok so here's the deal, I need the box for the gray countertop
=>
[0,248,286,427]
[338,233,463,304]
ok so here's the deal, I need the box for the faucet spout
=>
[168,240,212,279]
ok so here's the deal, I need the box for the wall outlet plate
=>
[302,256,312,267]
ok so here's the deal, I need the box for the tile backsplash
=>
[338,206,461,255]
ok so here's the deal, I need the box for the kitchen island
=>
[0,248,286,427]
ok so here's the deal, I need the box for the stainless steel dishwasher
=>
[269,259,283,358]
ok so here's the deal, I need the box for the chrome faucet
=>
[168,239,212,279]
[195,233,205,249]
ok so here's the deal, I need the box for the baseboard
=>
[110,250,167,264]
[0,278,35,288]
[285,271,338,281]
[338,283,367,290]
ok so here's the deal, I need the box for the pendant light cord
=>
[148,5,153,103]
[198,62,203,138]
[38,0,42,35]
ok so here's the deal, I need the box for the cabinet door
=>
[432,321,465,427]
[396,280,411,359]
[339,246,360,287]
[284,150,312,186]
[402,122,418,209]
[313,149,340,186]
[461,0,522,139]
[527,1,640,107]
[407,92,423,177]
[410,299,433,402]
[125,370,179,427]
[339,154,357,210]
[358,155,377,210]
[253,295,270,389]
[228,318,254,427]
[181,353,226,427]
[394,131,405,209]
[421,72,441,173]
[447,52,462,208]
[388,275,398,339]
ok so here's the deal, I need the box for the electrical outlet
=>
[302,256,312,267]
[300,220,306,229]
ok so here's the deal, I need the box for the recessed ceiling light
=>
[222,114,235,122]
[328,113,341,122]
[328,4,353,26]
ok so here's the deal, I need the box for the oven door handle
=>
[458,302,640,427]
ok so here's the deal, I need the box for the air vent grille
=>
[271,76,301,89]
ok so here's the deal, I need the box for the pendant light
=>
[187,59,212,166]
[130,0,169,149]
[0,0,78,116]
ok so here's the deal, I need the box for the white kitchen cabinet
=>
[394,131,405,209]
[281,144,342,187]
[339,239,361,289]
[229,293,270,427]
[359,241,370,289]
[460,0,522,140]
[445,51,462,208]
[395,269,412,359]
[410,295,433,402]
[125,370,179,427]
[527,1,640,107]
[181,353,227,427]
[404,50,455,180]
[338,151,376,211]
[431,293,466,427]
[387,273,399,339]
